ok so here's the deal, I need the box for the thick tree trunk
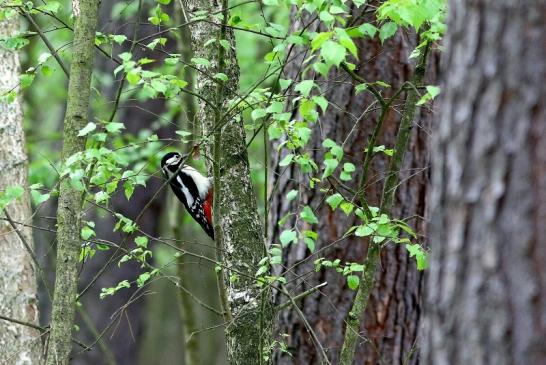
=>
[0,13,42,365]
[422,1,546,364]
[271,9,436,365]
[45,1,100,364]
[181,2,272,363]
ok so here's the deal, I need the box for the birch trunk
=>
[422,1,546,364]
[181,2,273,363]
[45,1,100,363]
[0,12,42,365]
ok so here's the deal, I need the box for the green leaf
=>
[77,122,96,137]
[336,28,358,58]
[379,22,398,43]
[126,71,141,85]
[320,40,346,66]
[359,23,377,38]
[263,0,278,6]
[343,162,356,172]
[286,190,298,202]
[319,11,334,23]
[355,224,374,237]
[314,62,331,78]
[81,226,95,240]
[340,201,354,215]
[339,171,352,181]
[280,229,297,246]
[279,78,292,90]
[330,5,346,14]
[322,138,337,148]
[135,236,148,248]
[295,80,315,97]
[279,153,294,166]
[149,79,166,93]
[251,108,267,121]
[112,34,127,44]
[136,272,151,287]
[312,96,328,114]
[123,182,134,200]
[266,102,284,114]
[406,244,428,270]
[175,130,192,137]
[322,158,339,179]
[326,193,344,210]
[426,85,441,99]
[347,275,360,290]
[300,205,318,224]
[105,122,125,133]
[191,57,211,68]
[0,186,24,209]
[30,190,50,205]
[304,237,315,252]
[311,31,332,51]
[20,73,35,89]
[213,73,228,82]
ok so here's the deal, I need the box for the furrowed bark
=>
[0,12,42,365]
[181,1,273,363]
[45,1,100,364]
[422,1,546,364]
[272,6,437,362]
[339,42,429,365]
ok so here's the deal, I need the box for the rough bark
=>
[271,8,437,365]
[0,12,42,365]
[181,1,273,363]
[45,1,100,364]
[422,1,546,364]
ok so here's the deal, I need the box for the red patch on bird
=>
[204,190,213,224]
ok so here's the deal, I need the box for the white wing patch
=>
[177,175,194,207]
[182,165,211,199]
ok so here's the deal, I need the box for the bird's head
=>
[161,152,186,176]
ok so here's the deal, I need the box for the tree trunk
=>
[45,1,100,364]
[181,1,273,363]
[271,9,437,365]
[422,1,546,364]
[0,12,42,365]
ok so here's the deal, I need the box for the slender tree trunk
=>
[422,1,546,364]
[181,1,273,363]
[0,12,42,365]
[45,1,100,364]
[271,7,437,364]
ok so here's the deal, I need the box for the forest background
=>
[1,0,544,364]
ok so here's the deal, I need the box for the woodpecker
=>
[161,152,214,239]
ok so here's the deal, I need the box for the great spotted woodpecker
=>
[161,152,214,239]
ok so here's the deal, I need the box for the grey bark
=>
[422,1,546,364]
[271,7,437,364]
[0,12,42,365]
[45,1,101,364]
[181,1,273,362]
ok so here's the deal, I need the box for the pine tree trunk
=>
[181,2,272,363]
[45,1,101,364]
[0,13,42,365]
[270,7,437,364]
[422,1,546,364]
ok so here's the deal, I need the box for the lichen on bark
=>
[0,12,42,365]
[45,1,101,364]
[181,0,273,362]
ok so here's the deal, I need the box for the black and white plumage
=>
[161,152,214,239]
